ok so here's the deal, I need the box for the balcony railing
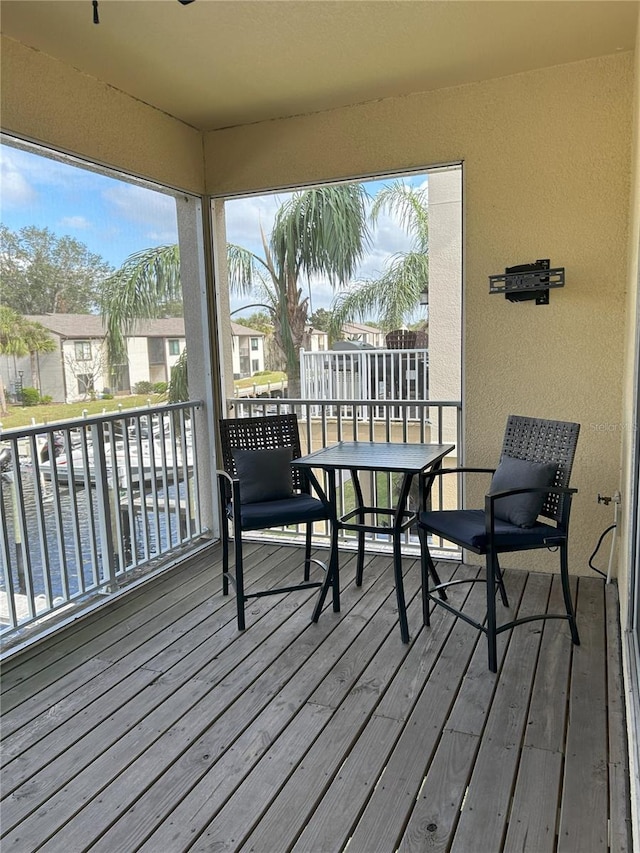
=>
[226,396,462,559]
[0,401,203,635]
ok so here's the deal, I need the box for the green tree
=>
[329,181,429,338]
[102,185,370,398]
[0,306,56,414]
[100,244,182,378]
[233,311,274,336]
[0,225,113,314]
[227,184,370,396]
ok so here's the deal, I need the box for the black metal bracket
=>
[489,259,565,305]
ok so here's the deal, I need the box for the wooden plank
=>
[439,568,528,738]
[290,714,404,853]
[1,551,336,843]
[342,571,489,853]
[557,577,608,853]
[503,575,576,853]
[449,572,552,853]
[397,729,479,853]
[234,571,431,852]
[0,543,222,688]
[504,746,564,853]
[0,549,630,853]
[16,550,385,851]
[104,552,397,851]
[0,548,318,796]
[605,582,633,853]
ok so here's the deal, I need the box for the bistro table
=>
[293,440,455,643]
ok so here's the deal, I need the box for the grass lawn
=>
[0,395,166,432]
[234,371,286,390]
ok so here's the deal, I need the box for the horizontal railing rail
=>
[0,401,203,636]
[225,396,462,559]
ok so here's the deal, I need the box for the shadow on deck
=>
[0,541,632,852]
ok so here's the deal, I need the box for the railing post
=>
[91,422,118,593]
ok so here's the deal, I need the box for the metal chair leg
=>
[560,544,580,645]
[494,554,509,607]
[486,551,498,673]
[304,524,313,581]
[234,526,246,631]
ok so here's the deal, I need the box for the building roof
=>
[26,314,264,340]
[26,314,188,338]
[230,322,265,337]
[342,322,383,336]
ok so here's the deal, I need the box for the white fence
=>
[300,348,429,418]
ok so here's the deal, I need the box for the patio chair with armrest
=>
[418,415,580,671]
[217,413,331,630]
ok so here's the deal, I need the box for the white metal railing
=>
[0,401,203,636]
[226,396,462,559]
[300,348,429,419]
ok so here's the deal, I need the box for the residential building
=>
[230,321,266,379]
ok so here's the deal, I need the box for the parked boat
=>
[38,428,193,488]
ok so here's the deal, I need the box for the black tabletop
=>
[293,441,454,474]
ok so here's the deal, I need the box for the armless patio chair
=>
[217,413,331,630]
[418,415,580,671]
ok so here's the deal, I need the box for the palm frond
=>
[330,250,428,334]
[371,181,429,252]
[271,184,371,286]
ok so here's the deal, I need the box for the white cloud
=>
[102,184,178,243]
[59,215,91,230]
[0,150,38,208]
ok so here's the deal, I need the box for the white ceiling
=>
[1,0,637,132]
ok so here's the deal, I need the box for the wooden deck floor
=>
[0,542,632,853]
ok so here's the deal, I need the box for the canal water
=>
[1,464,179,602]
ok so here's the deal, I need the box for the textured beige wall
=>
[1,37,205,193]
[620,20,640,627]
[205,54,634,575]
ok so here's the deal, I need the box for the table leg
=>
[351,468,366,586]
[393,472,414,643]
[312,469,340,622]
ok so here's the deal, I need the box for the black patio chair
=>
[418,415,581,671]
[217,413,331,630]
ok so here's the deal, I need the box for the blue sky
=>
[1,141,429,316]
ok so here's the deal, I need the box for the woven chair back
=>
[501,415,580,523]
[219,414,306,492]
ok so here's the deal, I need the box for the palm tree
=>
[227,184,370,396]
[100,245,182,382]
[0,306,56,414]
[329,181,429,339]
[101,185,370,399]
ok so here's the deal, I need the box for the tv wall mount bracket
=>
[489,259,565,305]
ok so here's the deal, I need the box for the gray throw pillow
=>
[489,455,557,527]
[232,447,294,504]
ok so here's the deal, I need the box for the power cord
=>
[590,493,620,583]
[589,523,617,578]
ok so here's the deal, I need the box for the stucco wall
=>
[205,54,634,575]
[1,36,205,193]
[620,16,640,630]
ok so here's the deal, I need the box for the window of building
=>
[250,337,259,351]
[148,338,165,365]
[75,341,92,361]
[168,339,181,356]
[77,374,94,394]
[252,359,260,373]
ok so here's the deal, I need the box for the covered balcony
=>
[1,542,630,851]
[1,2,639,850]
